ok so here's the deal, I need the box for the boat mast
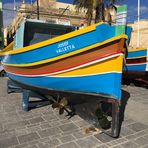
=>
[14,0,16,10]
[137,0,140,48]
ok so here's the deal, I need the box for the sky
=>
[2,0,148,27]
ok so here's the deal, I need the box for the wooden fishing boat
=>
[2,19,127,99]
[1,19,128,137]
[124,47,148,82]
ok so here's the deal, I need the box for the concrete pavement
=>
[0,78,148,148]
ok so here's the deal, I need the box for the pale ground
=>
[0,78,148,148]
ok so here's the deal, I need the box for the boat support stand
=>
[7,80,52,111]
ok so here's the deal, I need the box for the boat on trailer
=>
[1,18,128,137]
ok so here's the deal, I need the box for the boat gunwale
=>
[126,55,147,60]
[128,47,148,52]
[2,35,127,67]
[1,22,104,56]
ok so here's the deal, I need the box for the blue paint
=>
[7,72,122,100]
[3,24,115,65]
[124,64,146,71]
[126,26,132,44]
[127,50,147,58]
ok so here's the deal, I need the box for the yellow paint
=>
[3,34,127,67]
[127,55,146,59]
[54,54,123,77]
[0,42,14,56]
[128,47,147,52]
[1,22,103,56]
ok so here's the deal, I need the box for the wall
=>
[129,20,148,48]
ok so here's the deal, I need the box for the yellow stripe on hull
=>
[128,47,147,52]
[0,42,14,56]
[54,54,124,77]
[3,35,127,67]
[127,55,147,60]
[1,22,103,56]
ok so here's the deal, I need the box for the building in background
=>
[3,0,148,48]
[4,0,87,46]
[129,20,148,47]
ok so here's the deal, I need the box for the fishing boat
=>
[1,18,128,137]
[1,19,127,99]
[124,47,148,82]
[123,0,148,84]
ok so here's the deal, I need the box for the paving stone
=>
[72,131,90,139]
[57,142,79,148]
[15,129,28,136]
[121,141,139,148]
[50,134,62,140]
[14,143,29,148]
[59,123,78,133]
[29,117,45,124]
[111,146,123,148]
[61,129,79,136]
[60,134,76,143]
[74,119,90,128]
[134,137,148,146]
[50,121,61,127]
[4,120,29,130]
[0,123,3,132]
[106,137,127,147]
[39,137,50,143]
[70,115,82,122]
[95,133,115,143]
[27,125,42,133]
[4,112,20,120]
[0,136,19,148]
[76,136,101,148]
[1,77,148,148]
[20,114,33,120]
[42,114,59,122]
[144,134,148,139]
[125,130,147,140]
[28,139,41,146]
[18,132,40,144]
[46,138,61,147]
[96,145,109,148]
[59,119,71,125]
[37,142,49,148]
[122,119,136,127]
[127,122,148,132]
[27,145,38,148]
[120,126,135,136]
[38,127,61,138]
[40,123,51,129]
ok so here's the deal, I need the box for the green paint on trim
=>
[117,5,127,13]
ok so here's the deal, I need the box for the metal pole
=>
[14,0,16,10]
[137,0,140,48]
[37,0,39,20]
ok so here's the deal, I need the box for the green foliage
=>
[74,0,122,24]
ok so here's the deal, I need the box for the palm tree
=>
[74,0,93,25]
[74,0,119,25]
